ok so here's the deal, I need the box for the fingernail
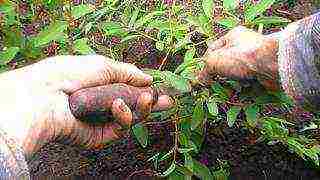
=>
[144,75,153,82]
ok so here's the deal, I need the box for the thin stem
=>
[173,114,179,162]
[158,51,170,70]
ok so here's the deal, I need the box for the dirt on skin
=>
[27,0,320,179]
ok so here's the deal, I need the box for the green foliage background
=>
[1,0,320,179]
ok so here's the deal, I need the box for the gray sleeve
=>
[0,126,30,179]
[277,11,320,111]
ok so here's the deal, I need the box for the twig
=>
[143,119,173,126]
[126,169,156,180]
[173,115,179,162]
[226,101,247,107]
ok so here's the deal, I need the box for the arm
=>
[199,12,320,111]
[0,55,171,177]
[276,12,320,111]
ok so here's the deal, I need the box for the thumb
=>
[108,61,153,87]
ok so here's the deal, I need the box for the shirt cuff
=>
[0,125,30,179]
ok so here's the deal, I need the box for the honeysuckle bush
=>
[1,0,320,179]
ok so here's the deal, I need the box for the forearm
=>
[276,12,320,111]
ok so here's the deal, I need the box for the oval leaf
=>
[132,123,148,148]
[252,16,291,25]
[202,0,214,19]
[245,0,276,22]
[223,0,238,11]
[74,38,95,55]
[245,104,259,127]
[102,22,128,37]
[227,106,241,127]
[192,159,213,180]
[184,47,196,63]
[163,71,191,93]
[0,47,19,65]
[207,99,219,116]
[32,21,67,47]
[191,102,205,130]
[135,11,165,28]
[71,4,95,19]
[217,17,239,29]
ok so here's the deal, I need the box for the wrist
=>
[255,35,281,91]
[0,72,54,158]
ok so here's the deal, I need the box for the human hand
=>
[0,55,171,158]
[198,26,280,91]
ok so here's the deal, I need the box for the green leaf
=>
[159,150,173,162]
[71,4,95,19]
[161,161,176,177]
[132,123,148,148]
[147,19,170,30]
[184,153,194,172]
[32,21,68,47]
[211,83,229,101]
[245,104,259,127]
[227,106,241,127]
[192,159,213,180]
[74,38,95,55]
[178,133,188,147]
[156,41,165,51]
[217,17,239,29]
[191,102,205,130]
[101,22,128,37]
[190,133,204,152]
[163,71,192,93]
[244,0,276,22]
[287,137,306,158]
[184,47,196,63]
[252,16,291,25]
[305,146,320,166]
[0,47,20,65]
[121,35,140,43]
[207,98,219,116]
[176,164,193,177]
[84,22,94,34]
[223,0,238,11]
[0,1,17,25]
[168,170,189,180]
[135,11,165,28]
[186,15,213,36]
[129,8,139,28]
[178,148,195,154]
[202,0,214,19]
[198,15,213,35]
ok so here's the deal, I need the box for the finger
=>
[66,119,122,150]
[108,61,153,87]
[40,55,153,94]
[207,37,226,52]
[136,92,153,118]
[152,95,174,112]
[197,49,225,85]
[111,98,133,127]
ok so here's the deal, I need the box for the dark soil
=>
[27,0,320,179]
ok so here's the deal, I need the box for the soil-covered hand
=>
[0,55,171,158]
[198,26,280,91]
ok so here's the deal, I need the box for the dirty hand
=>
[0,55,171,158]
[198,26,280,90]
